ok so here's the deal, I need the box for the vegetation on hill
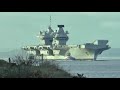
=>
[0,56,86,78]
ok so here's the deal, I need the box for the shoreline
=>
[0,59,86,78]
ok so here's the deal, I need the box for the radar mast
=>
[50,16,51,27]
[49,16,51,29]
[48,16,53,32]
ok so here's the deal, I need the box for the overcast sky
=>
[0,12,119,52]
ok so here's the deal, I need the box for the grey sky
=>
[0,12,119,52]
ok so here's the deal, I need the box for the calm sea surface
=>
[54,57,120,78]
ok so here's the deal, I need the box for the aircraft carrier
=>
[22,17,111,60]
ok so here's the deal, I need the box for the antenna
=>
[50,16,51,27]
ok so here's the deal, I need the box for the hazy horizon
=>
[0,12,120,52]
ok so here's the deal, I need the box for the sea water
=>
[55,57,120,78]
